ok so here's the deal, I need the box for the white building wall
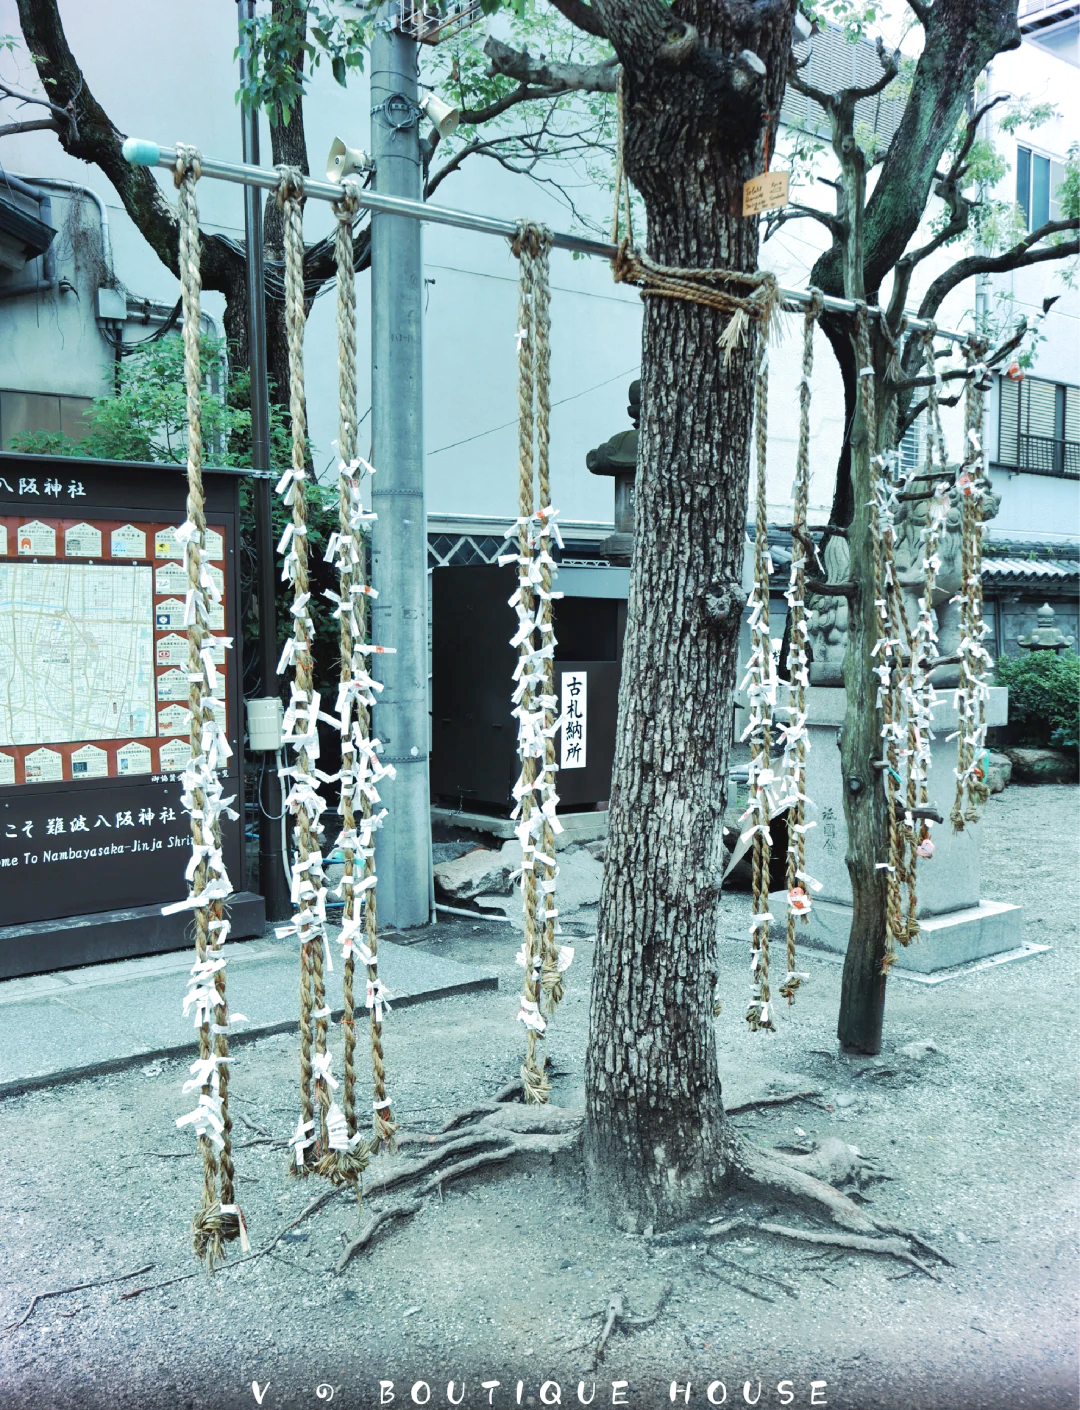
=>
[0,2,1074,538]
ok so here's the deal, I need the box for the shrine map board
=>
[0,452,264,978]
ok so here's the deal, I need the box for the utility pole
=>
[369,3,433,929]
[237,0,289,922]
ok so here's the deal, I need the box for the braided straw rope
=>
[951,348,991,830]
[744,330,775,1032]
[274,167,327,1177]
[530,229,568,1019]
[779,294,822,1003]
[316,181,384,1187]
[513,227,547,1104]
[170,146,243,1266]
[335,189,361,1158]
[609,67,783,351]
[899,329,948,943]
[865,309,918,971]
[502,221,571,1103]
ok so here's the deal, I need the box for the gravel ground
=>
[0,784,1076,1410]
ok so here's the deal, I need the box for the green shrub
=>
[994,650,1080,753]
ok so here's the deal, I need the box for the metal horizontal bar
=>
[123,137,974,343]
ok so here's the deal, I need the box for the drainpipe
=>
[8,174,114,284]
[0,175,58,301]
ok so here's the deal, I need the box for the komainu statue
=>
[807,474,1000,686]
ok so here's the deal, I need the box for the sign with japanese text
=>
[0,470,231,785]
[560,670,588,770]
[0,454,248,942]
[742,169,789,217]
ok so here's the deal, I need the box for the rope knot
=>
[173,144,202,188]
[511,220,552,260]
[334,180,362,221]
[275,165,305,207]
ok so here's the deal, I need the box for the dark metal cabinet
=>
[431,563,627,813]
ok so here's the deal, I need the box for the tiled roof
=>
[982,557,1079,582]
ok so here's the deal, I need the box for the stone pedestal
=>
[770,685,1023,973]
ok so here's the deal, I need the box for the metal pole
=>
[237,0,289,921]
[368,5,432,928]
[122,137,979,346]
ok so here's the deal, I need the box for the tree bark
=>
[582,0,795,1230]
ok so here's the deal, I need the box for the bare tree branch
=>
[905,0,931,25]
[460,82,559,127]
[919,219,1080,320]
[0,74,76,136]
[14,0,240,292]
[810,0,1022,303]
[0,116,58,137]
[898,389,963,439]
[764,201,846,241]
[786,63,835,113]
[840,36,899,105]
[483,36,618,94]
[890,365,980,392]
[898,318,1030,437]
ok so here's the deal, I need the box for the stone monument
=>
[772,684,1023,974]
[776,477,1026,974]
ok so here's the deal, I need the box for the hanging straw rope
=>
[778,294,824,1003]
[317,179,397,1185]
[743,331,776,1032]
[272,166,331,1177]
[321,183,398,1160]
[864,304,915,974]
[951,346,992,830]
[166,145,245,1266]
[500,221,572,1103]
[897,327,949,941]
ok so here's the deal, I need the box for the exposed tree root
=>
[5,1265,154,1331]
[722,1133,948,1276]
[724,1086,824,1116]
[705,1217,939,1280]
[703,1252,798,1299]
[560,1284,673,1367]
[332,1089,946,1291]
[335,1201,422,1273]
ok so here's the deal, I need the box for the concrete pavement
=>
[0,927,497,1099]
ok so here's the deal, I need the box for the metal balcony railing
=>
[1014,434,1080,477]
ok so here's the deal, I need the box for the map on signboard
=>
[0,563,156,747]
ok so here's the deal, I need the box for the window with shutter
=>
[899,414,923,476]
[997,374,1080,477]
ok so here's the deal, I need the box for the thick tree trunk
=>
[583,0,795,1230]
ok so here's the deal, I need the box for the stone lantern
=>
[585,379,639,564]
[1017,602,1075,655]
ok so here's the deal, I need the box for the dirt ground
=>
[0,783,1077,1410]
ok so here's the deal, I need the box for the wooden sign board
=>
[743,170,790,217]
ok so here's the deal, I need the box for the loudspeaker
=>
[326,136,370,183]
[421,92,460,139]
